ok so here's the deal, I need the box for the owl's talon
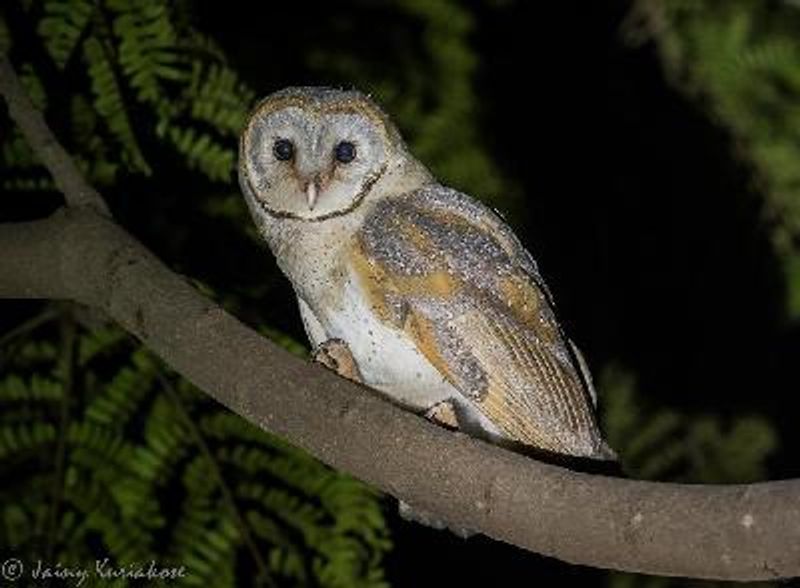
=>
[312,338,363,383]
[424,399,461,430]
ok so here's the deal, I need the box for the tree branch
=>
[0,55,110,216]
[1,54,799,582]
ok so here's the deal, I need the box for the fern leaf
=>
[167,126,235,182]
[83,35,151,174]
[0,423,56,459]
[108,0,186,104]
[38,0,94,69]
[187,62,254,136]
[78,326,128,366]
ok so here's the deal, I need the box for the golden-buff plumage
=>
[353,187,614,458]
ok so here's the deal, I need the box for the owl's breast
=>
[313,268,455,412]
[266,218,351,305]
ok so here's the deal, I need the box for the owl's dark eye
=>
[273,139,294,161]
[334,141,357,164]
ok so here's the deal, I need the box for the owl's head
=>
[240,87,416,222]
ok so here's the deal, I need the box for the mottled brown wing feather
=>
[449,305,605,456]
[355,186,612,459]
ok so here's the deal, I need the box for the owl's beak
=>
[306,182,318,210]
[305,180,319,210]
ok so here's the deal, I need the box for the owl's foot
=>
[312,338,363,382]
[424,399,460,429]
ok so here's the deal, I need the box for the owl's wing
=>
[353,185,613,459]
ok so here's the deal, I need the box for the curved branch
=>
[1,210,799,581]
[0,55,110,216]
[1,54,799,582]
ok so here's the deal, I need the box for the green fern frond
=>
[38,0,95,69]
[13,338,59,366]
[0,374,62,403]
[2,127,37,170]
[736,38,799,74]
[84,356,155,425]
[0,64,50,189]
[167,126,235,182]
[2,176,55,192]
[183,516,240,586]
[178,29,228,63]
[199,411,283,445]
[108,0,187,103]
[186,62,254,136]
[67,421,134,465]
[0,422,57,459]
[78,326,128,366]
[18,63,48,110]
[684,416,776,483]
[83,35,151,175]
[2,504,36,550]
[136,395,193,482]
[69,95,122,186]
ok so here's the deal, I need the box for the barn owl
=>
[238,87,616,501]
